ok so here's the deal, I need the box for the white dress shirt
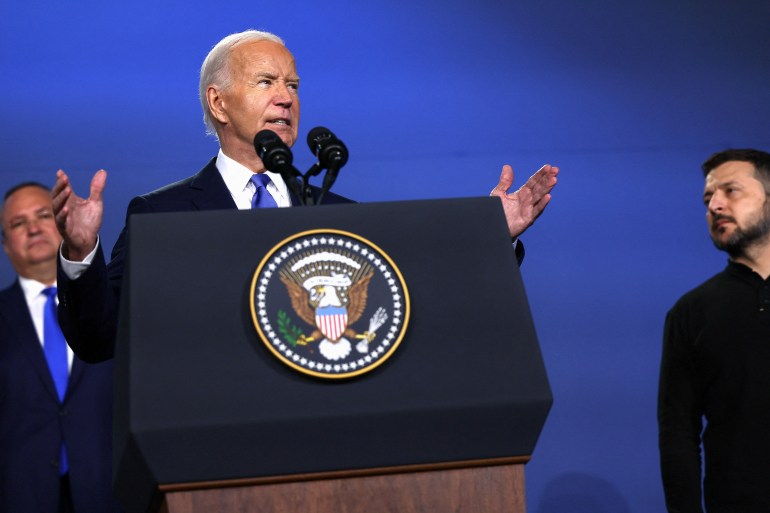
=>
[61,149,292,278]
[18,276,74,371]
[216,149,292,208]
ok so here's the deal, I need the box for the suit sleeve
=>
[57,242,118,363]
[658,305,705,513]
[514,239,525,266]
[57,195,153,363]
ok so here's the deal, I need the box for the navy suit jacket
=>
[58,157,354,362]
[0,280,120,512]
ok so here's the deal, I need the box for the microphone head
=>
[307,126,348,171]
[254,129,293,171]
[307,126,332,153]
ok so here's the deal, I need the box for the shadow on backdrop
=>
[536,472,631,513]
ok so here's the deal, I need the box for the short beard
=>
[712,202,770,258]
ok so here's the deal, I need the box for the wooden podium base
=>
[159,459,527,513]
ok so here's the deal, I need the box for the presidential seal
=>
[250,229,410,379]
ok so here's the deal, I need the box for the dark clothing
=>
[58,158,354,363]
[659,260,770,513]
[60,474,75,513]
[58,157,526,363]
[0,281,120,512]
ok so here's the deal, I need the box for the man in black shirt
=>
[659,148,770,513]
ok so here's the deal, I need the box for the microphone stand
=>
[301,162,323,206]
[316,166,340,206]
[280,167,307,206]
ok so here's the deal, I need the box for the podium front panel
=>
[114,197,552,511]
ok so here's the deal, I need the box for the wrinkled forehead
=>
[704,161,759,190]
[229,40,298,78]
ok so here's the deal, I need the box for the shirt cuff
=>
[59,237,100,280]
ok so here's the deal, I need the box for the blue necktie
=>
[250,173,278,209]
[42,287,69,474]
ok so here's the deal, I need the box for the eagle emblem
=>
[250,230,410,379]
[279,252,377,361]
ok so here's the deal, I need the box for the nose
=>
[273,81,294,107]
[26,217,43,234]
[707,192,725,214]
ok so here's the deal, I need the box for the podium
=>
[113,197,552,512]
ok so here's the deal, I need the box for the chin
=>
[711,234,730,246]
[281,132,297,148]
[262,124,296,145]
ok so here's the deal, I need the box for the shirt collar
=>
[215,149,290,206]
[18,276,56,303]
[725,259,770,283]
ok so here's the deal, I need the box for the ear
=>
[207,85,229,125]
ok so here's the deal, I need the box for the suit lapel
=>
[188,158,239,211]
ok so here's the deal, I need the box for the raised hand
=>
[52,169,107,261]
[490,164,559,239]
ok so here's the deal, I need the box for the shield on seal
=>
[315,306,348,341]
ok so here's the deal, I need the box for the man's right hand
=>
[52,169,107,262]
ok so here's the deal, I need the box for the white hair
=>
[199,30,286,137]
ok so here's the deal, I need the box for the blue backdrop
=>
[2,1,769,511]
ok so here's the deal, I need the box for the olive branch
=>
[277,309,304,346]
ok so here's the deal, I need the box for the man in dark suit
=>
[0,183,121,512]
[51,29,559,364]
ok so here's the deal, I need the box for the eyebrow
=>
[8,207,53,220]
[704,179,742,196]
[253,71,300,81]
[716,180,740,189]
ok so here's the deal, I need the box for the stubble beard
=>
[712,201,770,258]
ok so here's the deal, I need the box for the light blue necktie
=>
[250,173,278,209]
[42,287,69,475]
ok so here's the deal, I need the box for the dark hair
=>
[702,148,770,182]
[702,149,770,196]
[3,181,50,201]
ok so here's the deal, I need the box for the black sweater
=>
[659,261,770,513]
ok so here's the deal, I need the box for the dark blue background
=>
[2,1,769,510]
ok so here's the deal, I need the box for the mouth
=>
[27,239,56,251]
[266,118,292,128]
[712,217,735,232]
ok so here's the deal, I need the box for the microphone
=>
[253,129,305,204]
[307,126,349,175]
[307,127,348,202]
[254,129,296,174]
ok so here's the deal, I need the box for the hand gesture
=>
[52,169,107,261]
[491,164,559,239]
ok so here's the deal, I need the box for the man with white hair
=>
[52,29,559,363]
